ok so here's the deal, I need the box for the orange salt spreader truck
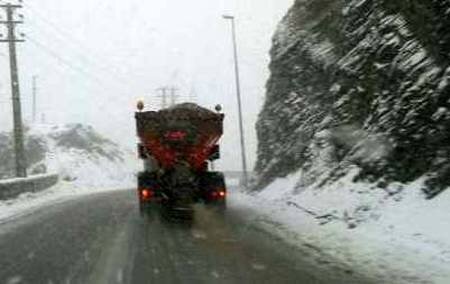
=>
[135,102,227,216]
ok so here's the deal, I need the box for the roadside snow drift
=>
[237,172,450,284]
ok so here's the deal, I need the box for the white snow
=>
[231,172,450,283]
[28,123,139,189]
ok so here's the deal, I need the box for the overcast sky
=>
[0,0,293,170]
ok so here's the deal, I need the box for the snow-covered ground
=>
[231,171,450,284]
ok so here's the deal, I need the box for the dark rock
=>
[255,0,450,197]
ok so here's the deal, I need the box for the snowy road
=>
[0,189,372,284]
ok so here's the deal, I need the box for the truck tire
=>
[137,171,157,217]
[201,172,227,209]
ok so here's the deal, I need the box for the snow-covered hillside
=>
[0,124,139,189]
[250,1,450,282]
[255,0,450,198]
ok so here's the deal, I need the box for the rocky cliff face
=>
[255,0,450,197]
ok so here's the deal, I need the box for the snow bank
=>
[234,173,450,283]
[0,181,128,225]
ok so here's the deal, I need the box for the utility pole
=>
[0,3,27,178]
[157,86,179,108]
[223,15,248,188]
[156,87,169,109]
[169,87,179,106]
[32,75,37,123]
[188,87,197,103]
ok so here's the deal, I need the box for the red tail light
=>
[210,190,226,199]
[140,189,154,201]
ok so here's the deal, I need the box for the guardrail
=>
[0,173,59,200]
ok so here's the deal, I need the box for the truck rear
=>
[135,103,227,217]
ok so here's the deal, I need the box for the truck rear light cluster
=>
[210,190,226,199]
[140,188,154,201]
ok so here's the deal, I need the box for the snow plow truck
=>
[135,102,227,217]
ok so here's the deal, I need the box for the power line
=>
[22,2,180,112]
[24,3,131,86]
[27,37,102,82]
[3,2,153,126]
[169,87,179,106]
[155,86,180,109]
[26,26,131,89]
[26,36,123,97]
[0,1,143,140]
[188,87,197,103]
[26,36,139,113]
[24,27,134,101]
[156,87,169,109]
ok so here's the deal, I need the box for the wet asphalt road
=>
[0,189,373,284]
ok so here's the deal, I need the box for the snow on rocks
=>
[27,123,139,188]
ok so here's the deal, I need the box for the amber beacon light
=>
[137,100,144,112]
